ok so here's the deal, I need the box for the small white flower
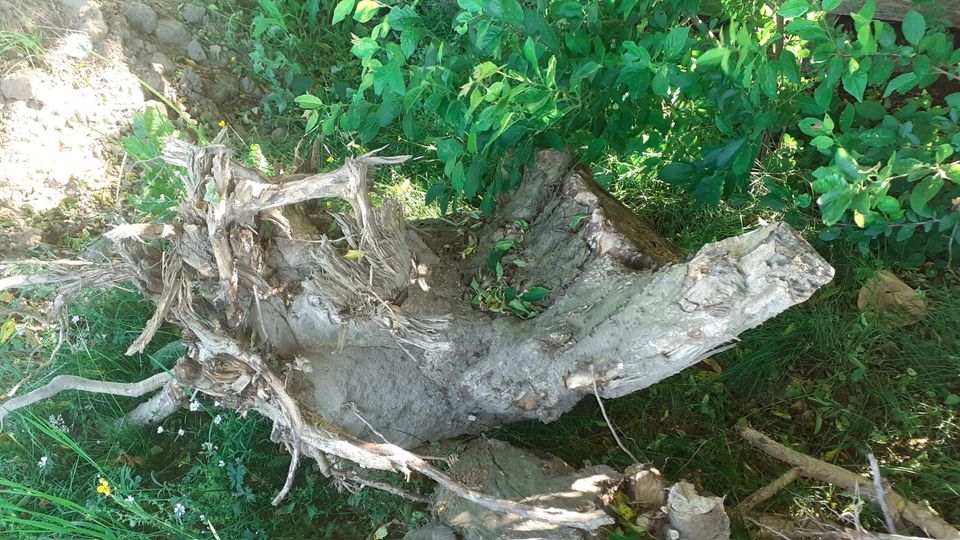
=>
[177,428,185,437]
[218,460,225,467]
[173,502,185,519]
[189,400,200,412]
[213,415,222,425]
[71,315,80,323]
[200,514,206,522]
[125,495,134,502]
[156,426,164,434]
[37,456,48,470]
[213,400,221,407]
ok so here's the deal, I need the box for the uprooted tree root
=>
[9,133,933,535]
[0,133,613,529]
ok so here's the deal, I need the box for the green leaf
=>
[663,27,690,58]
[860,127,896,147]
[818,186,854,226]
[458,0,482,12]
[822,0,842,12]
[876,195,900,213]
[835,148,860,178]
[883,72,916,97]
[799,116,833,136]
[944,163,960,183]
[842,70,868,102]
[425,183,445,205]
[778,0,810,18]
[780,50,800,83]
[697,47,727,67]
[522,37,539,73]
[436,139,464,162]
[400,27,425,59]
[652,68,669,96]
[332,0,356,24]
[694,175,723,206]
[810,135,834,150]
[902,10,926,46]
[294,94,323,109]
[660,162,695,184]
[501,0,524,25]
[520,287,550,302]
[353,0,380,22]
[350,36,379,60]
[909,176,943,214]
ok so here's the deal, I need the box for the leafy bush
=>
[121,107,185,221]
[293,0,959,264]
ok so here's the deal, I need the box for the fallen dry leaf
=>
[857,270,927,327]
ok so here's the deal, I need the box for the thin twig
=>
[591,366,639,463]
[868,453,897,534]
[336,470,431,504]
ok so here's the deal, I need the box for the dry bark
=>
[0,134,836,529]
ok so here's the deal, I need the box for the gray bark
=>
[0,137,834,529]
[277,151,834,447]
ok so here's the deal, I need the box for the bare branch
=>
[738,426,960,539]
[0,372,173,425]
[735,467,801,517]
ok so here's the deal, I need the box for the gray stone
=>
[270,127,287,144]
[207,76,239,104]
[433,438,620,539]
[187,39,206,62]
[80,8,108,42]
[150,52,174,75]
[241,76,255,94]
[402,523,458,540]
[61,33,93,58]
[0,76,36,101]
[154,19,190,46]
[181,4,206,24]
[208,44,222,58]
[124,1,157,34]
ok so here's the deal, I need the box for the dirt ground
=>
[0,0,260,258]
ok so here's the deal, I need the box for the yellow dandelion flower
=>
[96,478,111,497]
[230,56,236,62]
[218,120,225,128]
[326,156,334,163]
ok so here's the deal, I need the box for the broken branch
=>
[738,426,960,539]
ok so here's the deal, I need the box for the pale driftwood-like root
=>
[0,372,172,426]
[738,426,960,539]
[122,380,184,427]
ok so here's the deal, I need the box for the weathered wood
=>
[832,0,960,27]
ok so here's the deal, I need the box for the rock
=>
[240,77,255,94]
[270,127,287,144]
[208,44,222,58]
[124,1,157,34]
[433,438,619,539]
[80,7,109,42]
[402,523,458,540]
[207,76,239,105]
[1,76,36,101]
[181,4,206,24]
[187,39,206,62]
[150,52,174,75]
[61,33,94,58]
[154,18,190,46]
